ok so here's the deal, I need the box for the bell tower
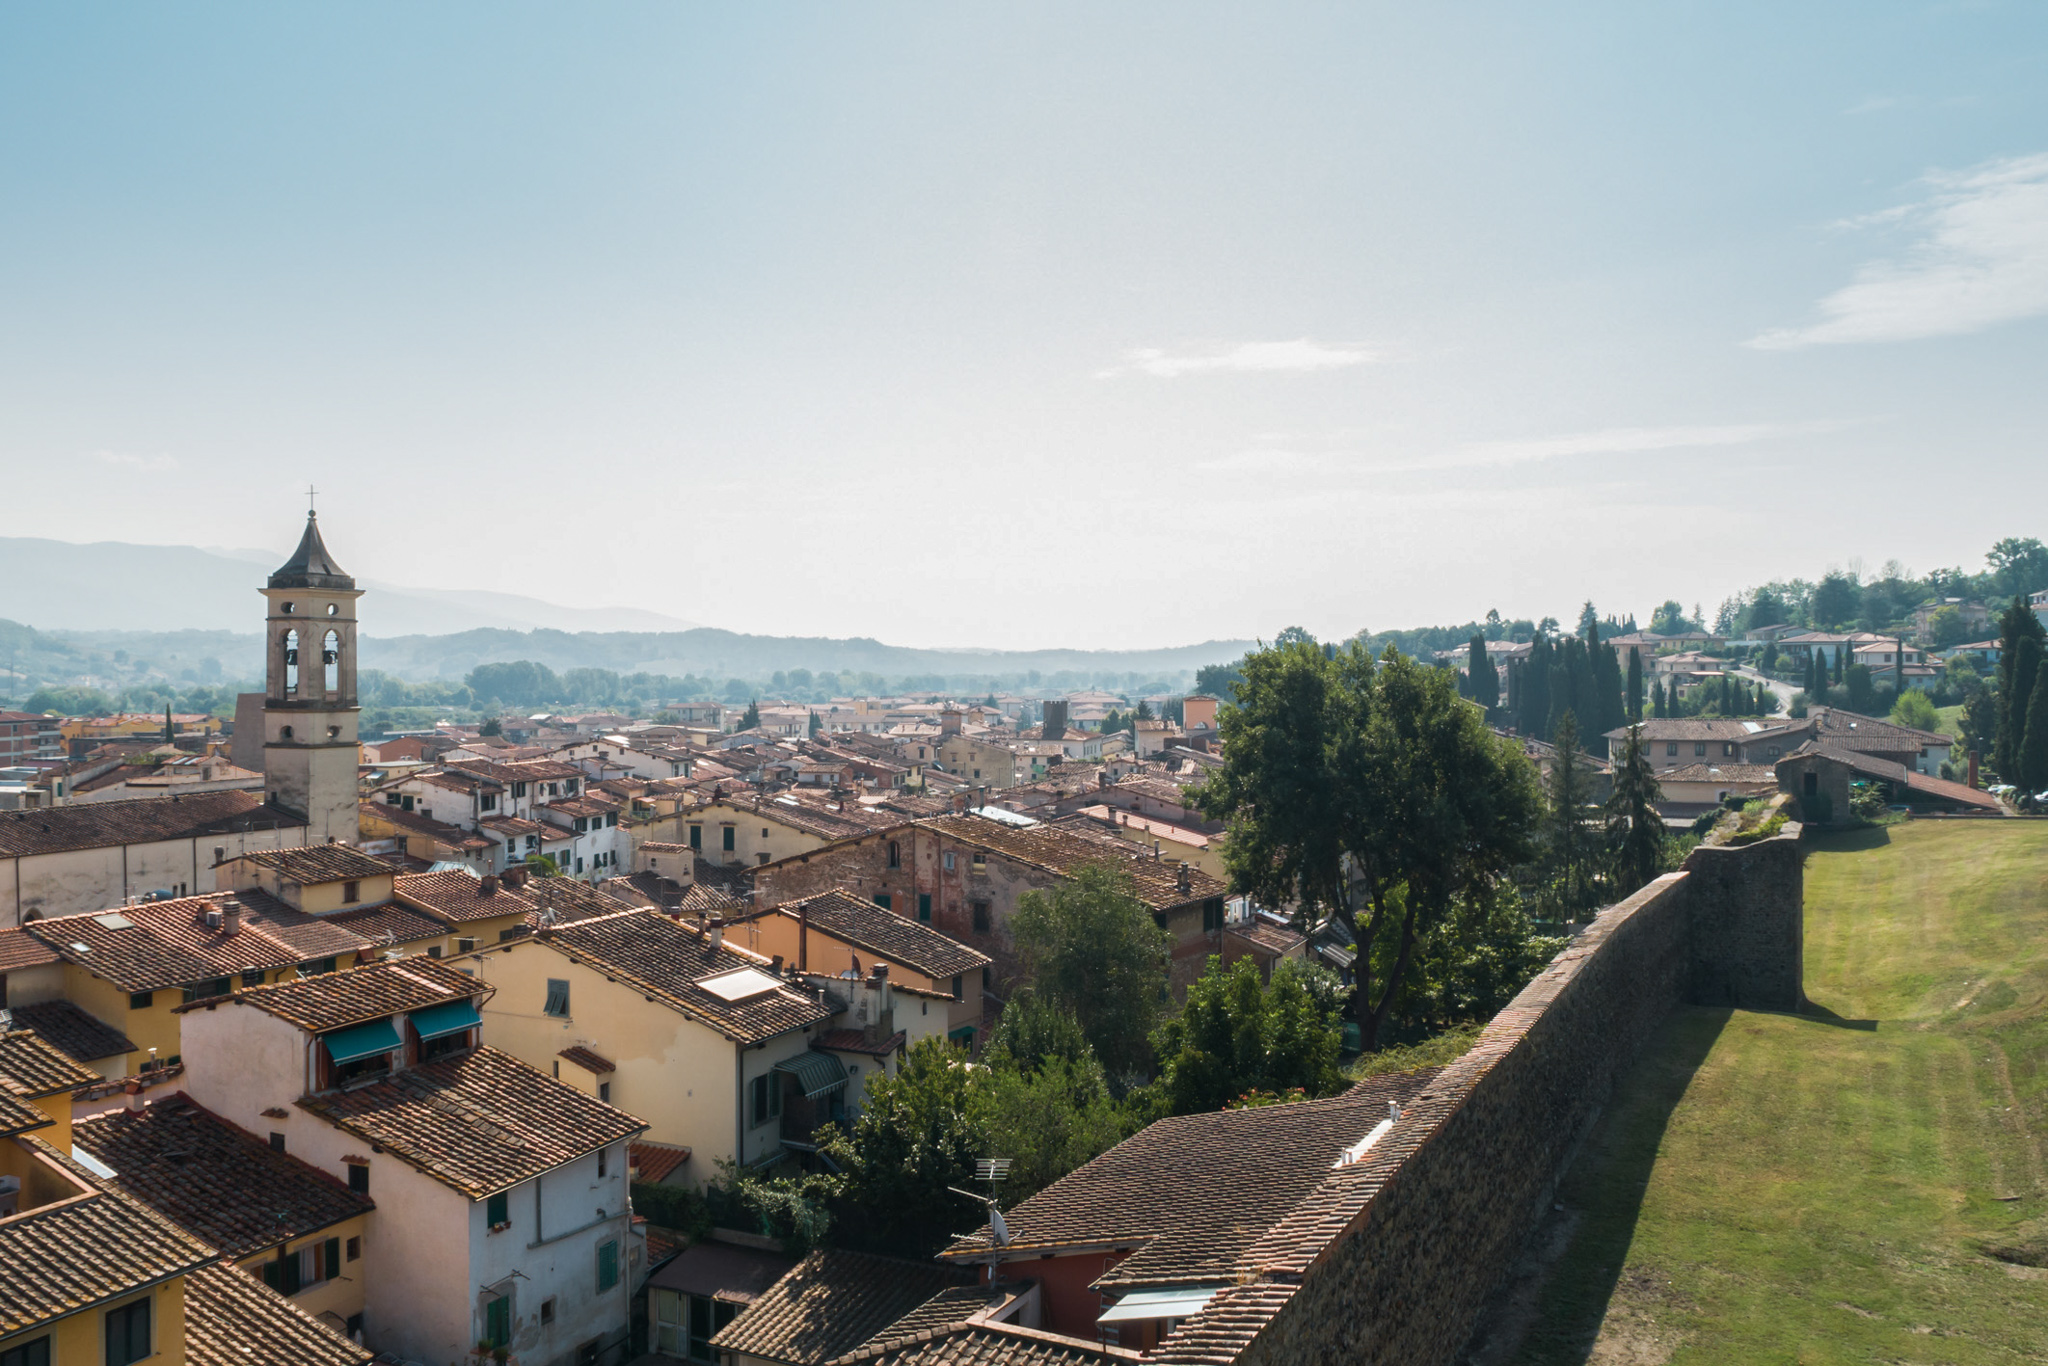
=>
[261,508,363,844]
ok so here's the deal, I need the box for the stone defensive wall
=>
[1153,822,1805,1365]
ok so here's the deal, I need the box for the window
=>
[597,1239,620,1293]
[1722,743,1736,757]
[456,937,477,954]
[428,945,444,959]
[480,793,498,812]
[105,1295,151,1365]
[684,1294,739,1362]
[722,827,735,853]
[1203,898,1226,932]
[334,1050,389,1086]
[566,778,579,794]
[345,1313,363,1339]
[486,1191,509,1229]
[873,893,892,912]
[348,1162,369,1194]
[544,979,571,1017]
[280,725,295,740]
[598,1082,612,1105]
[597,1144,609,1175]
[269,1132,286,1153]
[421,1028,471,1063]
[346,1236,360,1261]
[308,957,338,976]
[607,813,618,827]
[917,893,932,923]
[242,969,265,987]
[971,900,990,932]
[688,824,702,850]
[182,978,230,1004]
[886,840,901,869]
[1666,742,1678,756]
[512,781,527,798]
[540,1298,556,1325]
[951,974,964,1000]
[970,853,986,873]
[128,991,154,1010]
[1694,742,1707,757]
[943,852,955,871]
[749,1073,781,1128]
[342,880,360,903]
[1,1337,49,1366]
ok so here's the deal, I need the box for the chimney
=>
[480,873,500,897]
[1176,862,1192,897]
[708,915,724,949]
[224,900,242,936]
[1968,749,1980,789]
[125,1076,147,1110]
[503,865,528,889]
[771,954,784,975]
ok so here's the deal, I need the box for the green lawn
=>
[1514,821,2048,1365]
[1935,702,1966,740]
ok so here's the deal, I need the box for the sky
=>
[2,2,2045,650]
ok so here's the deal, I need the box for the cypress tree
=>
[1835,646,1847,686]
[1626,648,1643,722]
[1547,711,1595,918]
[1468,635,1499,711]
[2007,636,2044,781]
[1651,678,1666,718]
[1605,722,1665,897]
[2022,663,2048,793]
[1994,596,2048,777]
[1522,635,1553,738]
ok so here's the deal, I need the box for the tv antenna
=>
[948,1157,1014,1253]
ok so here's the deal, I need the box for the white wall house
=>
[177,956,647,1366]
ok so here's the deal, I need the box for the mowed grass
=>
[1516,821,2048,1365]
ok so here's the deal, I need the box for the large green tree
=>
[1605,723,1665,896]
[2021,660,2048,794]
[1150,956,1344,1115]
[1010,864,1171,1079]
[1994,596,2048,778]
[816,1038,985,1257]
[1545,711,1598,918]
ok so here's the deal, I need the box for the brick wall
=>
[1154,824,1804,1366]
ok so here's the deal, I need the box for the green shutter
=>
[282,1249,302,1295]
[325,1238,340,1280]
[598,1239,620,1292]
[485,1295,511,1347]
[917,893,932,922]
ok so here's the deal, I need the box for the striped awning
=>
[773,1051,848,1099]
[321,1017,401,1064]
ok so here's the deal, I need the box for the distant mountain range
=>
[0,537,1252,687]
[0,536,701,636]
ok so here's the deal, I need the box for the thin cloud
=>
[1442,421,1845,469]
[1099,338,1380,379]
[1749,153,2048,349]
[95,451,181,472]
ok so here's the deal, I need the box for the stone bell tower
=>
[261,510,363,844]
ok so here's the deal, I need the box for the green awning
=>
[409,999,482,1041]
[322,1017,401,1064]
[773,1051,848,1099]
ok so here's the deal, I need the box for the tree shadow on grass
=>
[1796,999,1877,1031]
[1806,825,1892,853]
[1502,1005,1731,1366]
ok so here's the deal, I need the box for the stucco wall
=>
[4,822,302,926]
[1162,826,1805,1366]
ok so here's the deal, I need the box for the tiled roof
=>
[1811,707,1949,748]
[267,511,354,590]
[297,1045,645,1199]
[850,1285,1014,1352]
[915,815,1227,910]
[359,800,495,851]
[0,791,302,859]
[73,1094,374,1258]
[0,1027,101,1099]
[533,877,650,922]
[211,955,488,1032]
[557,1045,615,1074]
[680,881,746,914]
[530,910,829,1045]
[831,1322,1141,1365]
[26,893,362,994]
[1660,763,1778,783]
[813,1028,906,1057]
[394,869,540,923]
[323,901,452,946]
[181,1258,373,1366]
[6,1000,135,1065]
[0,1138,218,1337]
[775,890,991,979]
[1598,718,1775,742]
[709,1248,973,1365]
[941,1071,1441,1289]
[630,1140,692,1185]
[231,844,393,883]
[0,1085,47,1136]
[0,927,60,971]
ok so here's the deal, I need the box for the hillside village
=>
[2,515,2047,1366]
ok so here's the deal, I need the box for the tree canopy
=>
[1010,864,1172,1080]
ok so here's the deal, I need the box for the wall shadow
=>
[1499,1006,1731,1366]
[1796,1000,1877,1031]
[1806,825,1891,853]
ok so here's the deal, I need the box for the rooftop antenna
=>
[948,1157,1013,1258]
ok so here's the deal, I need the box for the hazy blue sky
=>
[3,3,2044,649]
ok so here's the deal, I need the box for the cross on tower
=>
[306,484,318,515]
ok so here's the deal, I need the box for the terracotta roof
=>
[230,844,392,883]
[0,1026,102,1099]
[0,1084,47,1135]
[1811,707,1950,749]
[1598,718,1777,743]
[680,882,746,915]
[533,877,649,923]
[73,1094,374,1258]
[5,1000,135,1065]
[1780,742,2003,811]
[630,1140,692,1185]
[1223,919,1308,957]
[557,1045,615,1074]
[323,901,452,946]
[1659,763,1779,784]
[0,1138,218,1337]
[709,1248,974,1364]
[813,1028,907,1057]
[394,869,540,923]
[0,791,303,859]
[526,910,829,1045]
[646,1238,795,1303]
[774,890,992,979]
[181,1258,374,1366]
[941,1071,1441,1289]
[915,815,1227,910]
[26,893,362,995]
[830,1322,1140,1365]
[211,955,489,1032]
[0,926,60,971]
[296,1045,645,1199]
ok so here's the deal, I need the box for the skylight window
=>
[94,912,134,930]
[697,967,782,1002]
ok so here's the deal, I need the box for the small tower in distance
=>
[261,509,363,844]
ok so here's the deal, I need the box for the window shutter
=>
[325,1238,341,1280]
[283,1249,302,1294]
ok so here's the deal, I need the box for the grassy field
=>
[1936,702,1966,739]
[1513,820,2048,1365]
